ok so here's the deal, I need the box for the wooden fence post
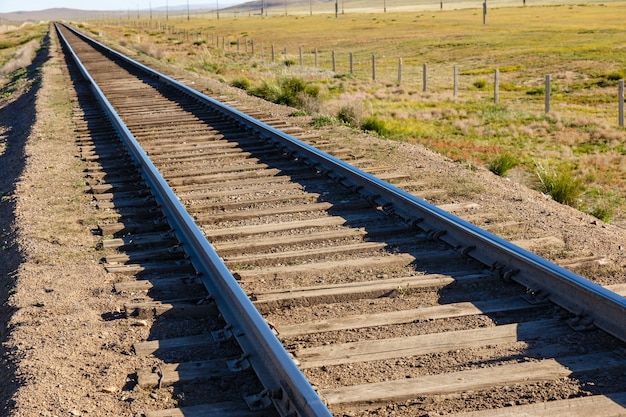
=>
[349,52,353,74]
[397,57,402,85]
[454,65,458,97]
[315,49,318,68]
[251,39,255,55]
[372,54,376,80]
[271,43,275,62]
[423,63,427,92]
[545,74,551,114]
[299,46,303,66]
[483,0,487,24]
[332,50,336,72]
[617,80,624,127]
[494,69,499,104]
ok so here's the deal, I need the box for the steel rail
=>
[60,22,626,344]
[55,23,333,417]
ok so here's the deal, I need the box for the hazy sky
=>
[0,0,242,14]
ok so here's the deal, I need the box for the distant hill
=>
[0,8,93,23]
[0,4,220,23]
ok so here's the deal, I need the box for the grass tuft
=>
[361,117,388,136]
[134,42,164,59]
[311,115,336,127]
[230,77,251,90]
[250,77,319,109]
[337,101,366,127]
[589,204,613,223]
[535,163,584,207]
[488,153,518,176]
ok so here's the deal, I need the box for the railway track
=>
[54,22,626,417]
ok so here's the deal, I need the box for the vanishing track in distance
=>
[56,22,626,417]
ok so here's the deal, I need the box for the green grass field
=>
[80,1,626,222]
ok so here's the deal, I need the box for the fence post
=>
[397,57,402,85]
[315,48,318,68]
[349,52,353,74]
[271,43,275,62]
[494,68,499,104]
[483,0,487,24]
[283,47,287,61]
[332,50,336,72]
[617,80,624,127]
[423,63,427,92]
[299,46,303,67]
[245,38,248,53]
[251,39,255,55]
[545,74,551,114]
[261,43,264,60]
[372,54,376,80]
[237,38,240,53]
[453,65,458,97]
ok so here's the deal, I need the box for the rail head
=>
[55,22,333,417]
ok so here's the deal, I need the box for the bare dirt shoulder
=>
[0,29,49,417]
[1,27,148,417]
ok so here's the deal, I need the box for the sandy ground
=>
[0,29,148,417]
[1,24,625,417]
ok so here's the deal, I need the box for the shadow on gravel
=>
[0,34,50,414]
